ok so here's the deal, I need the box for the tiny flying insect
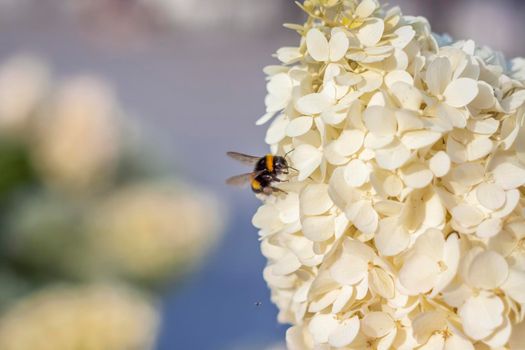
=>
[226,151,292,195]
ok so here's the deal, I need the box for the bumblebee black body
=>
[254,154,289,176]
[250,172,272,193]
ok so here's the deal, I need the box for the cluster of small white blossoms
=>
[253,0,525,349]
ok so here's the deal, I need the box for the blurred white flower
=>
[0,284,159,350]
[88,183,223,282]
[33,76,121,192]
[0,55,49,134]
[254,1,525,349]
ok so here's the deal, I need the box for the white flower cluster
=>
[254,1,525,349]
[0,285,158,350]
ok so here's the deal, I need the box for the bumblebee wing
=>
[227,151,260,165]
[225,173,254,187]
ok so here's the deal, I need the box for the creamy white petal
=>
[286,116,313,137]
[357,18,385,47]
[467,137,493,161]
[390,82,423,111]
[399,254,440,295]
[265,114,289,144]
[451,204,484,228]
[470,81,495,109]
[309,313,340,344]
[502,268,525,303]
[375,217,410,256]
[385,70,413,89]
[483,317,511,348]
[361,312,395,338]
[412,311,447,344]
[302,216,335,242]
[426,56,452,96]
[363,106,397,136]
[400,163,433,189]
[330,253,368,285]
[335,129,365,156]
[467,118,499,135]
[306,28,330,62]
[276,47,302,64]
[301,184,333,216]
[344,159,370,187]
[328,316,360,347]
[286,326,311,350]
[369,267,395,299]
[432,234,460,295]
[468,250,508,289]
[476,183,506,210]
[443,78,479,108]
[332,285,354,314]
[329,30,350,62]
[459,294,504,340]
[345,200,379,234]
[375,140,411,170]
[429,151,451,177]
[436,103,468,129]
[476,218,502,238]
[291,144,323,181]
[492,161,525,190]
[273,252,302,275]
[401,130,442,150]
[355,0,378,18]
[296,93,331,115]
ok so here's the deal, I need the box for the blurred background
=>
[0,0,523,349]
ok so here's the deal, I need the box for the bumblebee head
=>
[274,156,289,174]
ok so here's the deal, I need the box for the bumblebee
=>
[226,151,290,195]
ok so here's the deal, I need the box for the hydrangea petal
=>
[329,31,350,62]
[375,217,410,256]
[502,269,525,303]
[302,216,335,242]
[286,116,313,137]
[306,28,329,62]
[363,106,397,136]
[468,250,508,289]
[330,253,368,285]
[301,184,333,216]
[308,313,339,344]
[429,151,451,177]
[355,0,378,18]
[361,312,395,338]
[476,183,506,210]
[400,163,433,189]
[357,18,385,47]
[399,254,439,295]
[426,56,452,96]
[459,294,504,340]
[401,130,442,150]
[375,140,411,170]
[443,78,479,108]
[291,144,323,181]
[296,93,331,115]
[476,218,502,238]
[328,316,360,348]
[344,159,370,187]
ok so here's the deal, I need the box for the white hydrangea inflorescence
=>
[0,285,159,350]
[254,1,525,349]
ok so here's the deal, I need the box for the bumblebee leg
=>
[270,186,288,194]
